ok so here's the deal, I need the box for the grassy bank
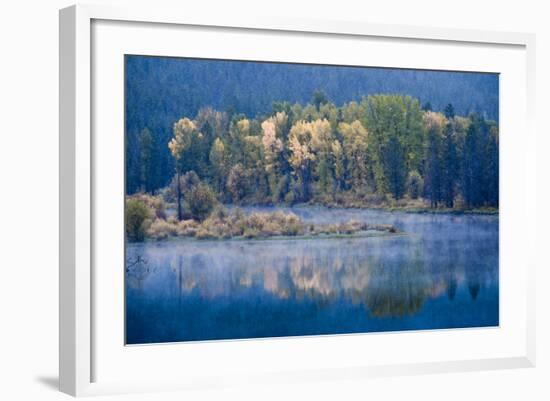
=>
[213,191,499,216]
[146,209,400,241]
[295,193,499,215]
[126,194,401,242]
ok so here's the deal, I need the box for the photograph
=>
[124,55,499,345]
[1,0,545,399]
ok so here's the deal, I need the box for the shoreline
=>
[225,202,499,216]
[128,199,497,244]
[129,204,405,243]
[129,229,406,244]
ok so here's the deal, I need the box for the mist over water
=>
[125,207,499,344]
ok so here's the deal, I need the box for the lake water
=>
[125,206,499,344]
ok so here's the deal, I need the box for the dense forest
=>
[128,90,498,218]
[125,56,499,198]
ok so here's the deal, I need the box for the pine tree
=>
[383,135,407,200]
[444,103,455,119]
[485,127,499,207]
[462,116,484,208]
[138,127,154,193]
[424,129,442,208]
[440,122,458,207]
[312,90,329,111]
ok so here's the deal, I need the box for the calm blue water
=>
[125,207,499,344]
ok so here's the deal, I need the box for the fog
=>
[126,207,498,344]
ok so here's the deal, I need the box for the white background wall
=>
[0,0,547,399]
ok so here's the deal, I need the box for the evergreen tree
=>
[138,128,154,193]
[331,140,345,193]
[312,90,329,111]
[485,126,499,207]
[407,170,423,199]
[440,122,458,207]
[382,135,407,199]
[462,115,484,208]
[227,163,248,203]
[362,94,423,196]
[125,131,140,194]
[424,128,442,208]
[444,103,455,119]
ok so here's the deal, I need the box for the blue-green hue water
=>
[125,207,498,344]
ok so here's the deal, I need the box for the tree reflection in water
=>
[125,208,499,343]
[127,236,480,319]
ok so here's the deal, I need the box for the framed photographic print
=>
[59,4,536,396]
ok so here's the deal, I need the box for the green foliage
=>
[382,135,407,199]
[362,94,423,198]
[125,56,499,195]
[407,171,423,199]
[461,114,498,208]
[424,131,442,207]
[272,174,290,203]
[147,92,498,211]
[138,127,155,193]
[168,119,202,219]
[209,137,227,192]
[227,163,248,203]
[440,122,459,207]
[444,103,455,119]
[185,183,218,221]
[284,187,297,205]
[130,192,166,219]
[312,90,329,111]
[338,120,368,191]
[125,198,151,242]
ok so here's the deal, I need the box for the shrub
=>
[186,183,218,221]
[176,219,199,237]
[200,216,225,238]
[247,213,266,230]
[181,171,201,193]
[196,227,217,240]
[363,193,387,206]
[272,174,290,203]
[165,170,201,203]
[211,205,228,220]
[130,193,166,219]
[407,170,424,199]
[147,218,178,240]
[260,221,283,237]
[243,227,260,239]
[227,164,248,203]
[281,212,304,235]
[284,190,296,205]
[125,198,151,242]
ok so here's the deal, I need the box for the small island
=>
[126,192,400,242]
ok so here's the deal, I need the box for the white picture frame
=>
[59,3,536,397]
